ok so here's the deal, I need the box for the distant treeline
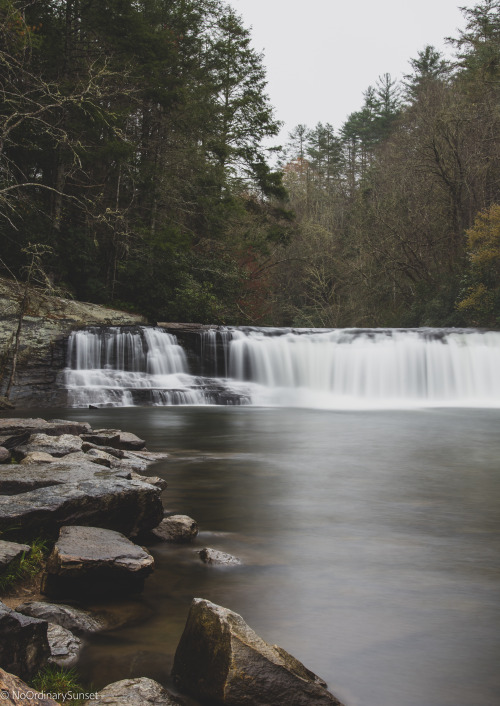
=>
[1,0,499,327]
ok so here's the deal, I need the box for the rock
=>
[82,430,146,451]
[152,516,198,543]
[14,433,83,459]
[41,526,155,598]
[81,442,125,459]
[46,623,81,667]
[84,448,115,468]
[15,601,105,633]
[198,548,240,566]
[172,599,343,706]
[0,540,31,571]
[0,601,50,680]
[20,452,54,464]
[0,668,60,705]
[0,446,10,463]
[0,397,15,410]
[0,472,163,537]
[130,473,167,491]
[0,418,90,439]
[97,677,182,705]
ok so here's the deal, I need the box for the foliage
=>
[0,537,48,593]
[31,666,86,704]
[457,204,500,325]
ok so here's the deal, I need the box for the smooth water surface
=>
[19,407,500,706]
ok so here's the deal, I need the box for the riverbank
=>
[0,413,344,706]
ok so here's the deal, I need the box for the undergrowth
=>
[0,538,48,593]
[31,666,87,704]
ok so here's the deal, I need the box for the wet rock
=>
[16,600,105,633]
[198,548,240,566]
[172,598,343,706]
[0,472,163,537]
[20,452,54,464]
[0,540,31,571]
[153,515,198,543]
[0,601,50,680]
[97,677,182,705]
[0,397,15,410]
[0,446,10,463]
[42,526,155,598]
[0,668,59,705]
[14,433,83,459]
[47,622,81,667]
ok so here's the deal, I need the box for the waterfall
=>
[63,326,500,408]
[64,327,205,407]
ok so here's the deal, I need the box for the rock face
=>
[16,600,104,633]
[0,540,31,571]
[0,275,147,406]
[0,668,60,705]
[42,526,155,598]
[0,601,50,680]
[172,598,344,706]
[199,548,240,566]
[97,677,182,705]
[152,515,198,543]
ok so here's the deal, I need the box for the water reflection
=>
[18,407,500,706]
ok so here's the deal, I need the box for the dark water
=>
[9,406,500,706]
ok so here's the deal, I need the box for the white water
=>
[62,326,500,409]
[64,327,205,407]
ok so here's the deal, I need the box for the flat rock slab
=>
[0,540,31,571]
[14,433,83,459]
[199,548,240,566]
[47,622,81,667]
[97,677,183,705]
[172,598,344,706]
[0,419,90,449]
[0,474,163,538]
[0,601,50,681]
[16,600,105,633]
[81,430,146,451]
[20,452,54,464]
[42,526,155,598]
[0,668,60,705]
[153,515,198,543]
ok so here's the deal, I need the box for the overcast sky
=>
[228,0,476,141]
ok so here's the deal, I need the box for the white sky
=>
[228,0,476,142]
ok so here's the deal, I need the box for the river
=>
[23,404,500,706]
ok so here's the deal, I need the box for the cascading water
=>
[63,327,205,407]
[63,326,500,408]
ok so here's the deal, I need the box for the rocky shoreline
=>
[0,416,344,706]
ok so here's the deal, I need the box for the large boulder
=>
[0,540,31,571]
[0,601,50,680]
[0,471,163,537]
[0,419,90,448]
[97,677,182,705]
[41,526,154,598]
[16,601,105,633]
[152,515,198,543]
[0,668,60,705]
[172,598,344,706]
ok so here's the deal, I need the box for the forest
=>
[1,0,499,328]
